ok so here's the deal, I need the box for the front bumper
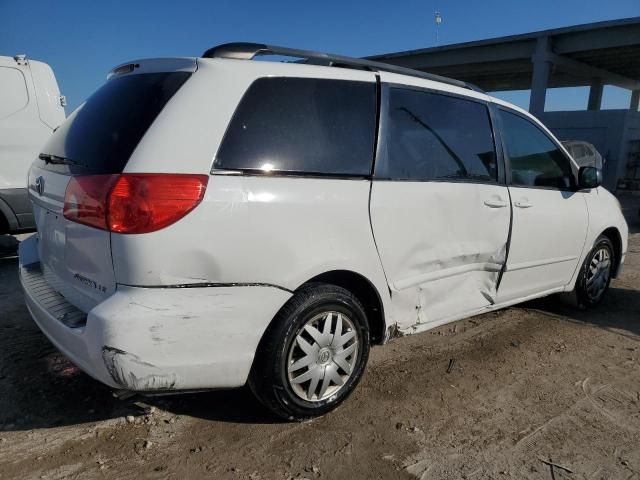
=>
[19,236,292,391]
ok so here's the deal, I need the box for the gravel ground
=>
[0,197,639,480]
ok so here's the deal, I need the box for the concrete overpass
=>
[369,18,640,190]
[369,17,640,114]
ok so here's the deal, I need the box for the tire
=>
[575,235,615,308]
[0,212,8,235]
[249,283,370,420]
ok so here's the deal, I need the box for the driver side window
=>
[500,110,574,190]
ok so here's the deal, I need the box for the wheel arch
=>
[600,226,623,278]
[0,211,8,235]
[298,270,388,344]
[0,196,18,234]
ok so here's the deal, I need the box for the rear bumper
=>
[19,235,292,391]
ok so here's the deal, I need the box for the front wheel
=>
[249,284,370,420]
[575,235,615,308]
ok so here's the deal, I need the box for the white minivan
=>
[19,44,628,420]
[0,54,65,234]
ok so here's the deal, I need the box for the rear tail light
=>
[63,175,119,231]
[63,174,208,234]
[108,174,208,233]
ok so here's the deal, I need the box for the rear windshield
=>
[38,72,191,174]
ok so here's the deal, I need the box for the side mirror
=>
[578,166,602,189]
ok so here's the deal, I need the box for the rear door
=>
[495,108,588,302]
[370,84,510,330]
[29,64,193,312]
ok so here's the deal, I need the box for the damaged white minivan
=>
[20,44,628,420]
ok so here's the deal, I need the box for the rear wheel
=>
[575,235,614,308]
[249,284,370,420]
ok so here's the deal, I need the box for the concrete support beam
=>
[529,36,551,116]
[535,51,640,91]
[553,21,640,54]
[587,79,604,111]
[631,90,640,111]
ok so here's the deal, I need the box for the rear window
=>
[214,77,376,176]
[39,72,190,174]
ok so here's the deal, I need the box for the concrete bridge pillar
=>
[529,36,551,117]
[587,78,603,111]
[631,90,640,111]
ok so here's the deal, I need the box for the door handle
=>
[483,199,508,208]
[514,200,533,208]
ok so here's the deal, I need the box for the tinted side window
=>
[377,88,497,181]
[500,110,574,189]
[215,77,376,176]
[39,72,191,175]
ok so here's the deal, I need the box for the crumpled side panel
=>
[393,268,501,334]
[102,346,178,391]
[370,181,511,333]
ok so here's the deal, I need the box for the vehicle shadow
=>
[518,285,640,339]
[144,388,280,425]
[619,194,640,234]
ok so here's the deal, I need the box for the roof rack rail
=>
[202,43,484,93]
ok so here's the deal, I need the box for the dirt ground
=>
[1,197,639,480]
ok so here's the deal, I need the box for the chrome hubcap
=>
[586,247,611,300]
[287,311,359,402]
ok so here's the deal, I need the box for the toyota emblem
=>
[35,176,45,196]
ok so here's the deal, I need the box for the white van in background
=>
[562,140,604,170]
[0,55,65,234]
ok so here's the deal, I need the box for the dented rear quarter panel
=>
[110,176,391,318]
[88,284,293,390]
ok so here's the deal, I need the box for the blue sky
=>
[1,0,638,112]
